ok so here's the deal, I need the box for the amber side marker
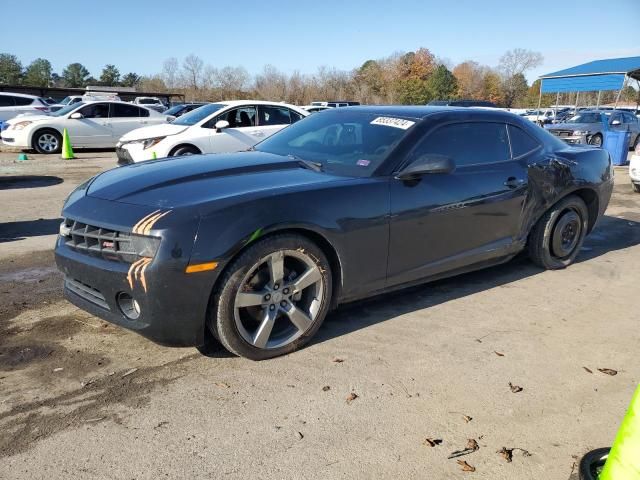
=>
[185,261,219,274]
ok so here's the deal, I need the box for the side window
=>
[215,106,256,128]
[111,103,142,118]
[139,107,150,117]
[78,103,109,119]
[289,109,303,123]
[0,95,14,107]
[413,122,511,167]
[259,106,291,126]
[623,112,637,124]
[14,96,34,106]
[508,125,540,157]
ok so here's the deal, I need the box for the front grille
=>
[65,277,110,310]
[551,130,574,137]
[63,218,137,263]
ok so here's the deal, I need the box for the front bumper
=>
[1,128,29,148]
[630,156,640,183]
[116,142,160,165]
[55,196,217,347]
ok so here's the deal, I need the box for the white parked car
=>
[132,97,167,113]
[301,105,332,114]
[630,143,640,193]
[50,93,121,112]
[116,100,308,164]
[0,92,51,121]
[1,101,172,154]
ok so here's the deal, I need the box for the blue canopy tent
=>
[537,56,640,116]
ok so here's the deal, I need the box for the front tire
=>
[633,183,640,193]
[588,133,603,147]
[211,234,332,360]
[32,129,62,154]
[528,195,588,269]
[170,145,200,157]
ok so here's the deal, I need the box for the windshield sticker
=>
[370,117,415,130]
[357,159,371,167]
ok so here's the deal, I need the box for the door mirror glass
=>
[396,154,455,180]
[215,120,230,132]
[69,112,83,119]
[611,119,621,126]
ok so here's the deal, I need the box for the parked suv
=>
[133,97,167,113]
[0,93,51,121]
[546,110,640,148]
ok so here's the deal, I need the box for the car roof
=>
[0,92,39,99]
[337,105,517,120]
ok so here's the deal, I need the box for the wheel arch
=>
[30,126,62,149]
[168,143,201,156]
[531,187,600,236]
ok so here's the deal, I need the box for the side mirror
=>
[215,120,230,132]
[69,112,83,119]
[395,154,455,180]
[611,119,621,126]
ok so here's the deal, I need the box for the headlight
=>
[142,137,166,150]
[12,121,33,130]
[573,130,588,135]
[131,235,161,257]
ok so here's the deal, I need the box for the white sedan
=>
[1,101,171,154]
[115,100,308,164]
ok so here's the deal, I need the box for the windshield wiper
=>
[289,154,323,172]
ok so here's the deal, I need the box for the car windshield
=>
[164,105,186,115]
[566,113,603,124]
[59,96,73,105]
[51,103,84,117]
[172,103,226,126]
[255,110,417,177]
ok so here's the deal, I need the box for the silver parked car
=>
[546,110,640,148]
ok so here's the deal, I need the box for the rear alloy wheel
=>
[528,195,588,269]
[212,234,332,360]
[33,130,62,154]
[588,133,603,147]
[171,145,199,157]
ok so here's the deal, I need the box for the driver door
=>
[205,105,261,153]
[66,103,113,147]
[387,121,529,287]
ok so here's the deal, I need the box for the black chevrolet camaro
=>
[55,106,613,360]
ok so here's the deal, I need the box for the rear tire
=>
[32,129,62,154]
[210,234,332,360]
[170,145,200,157]
[633,183,640,193]
[528,195,588,270]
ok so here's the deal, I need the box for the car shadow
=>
[312,215,640,347]
[0,176,63,190]
[0,218,61,243]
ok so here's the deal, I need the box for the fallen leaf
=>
[462,415,473,423]
[598,368,618,376]
[332,358,344,363]
[466,439,479,451]
[346,392,358,404]
[322,385,331,392]
[122,368,138,378]
[494,351,505,357]
[583,367,593,374]
[509,382,523,393]
[457,460,475,472]
[423,438,442,447]
[215,382,230,388]
[497,447,513,463]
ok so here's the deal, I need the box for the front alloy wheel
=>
[34,130,62,154]
[211,234,332,360]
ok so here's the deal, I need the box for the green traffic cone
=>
[61,128,75,160]
[600,384,640,479]
[17,153,28,161]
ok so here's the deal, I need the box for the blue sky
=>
[4,0,640,82]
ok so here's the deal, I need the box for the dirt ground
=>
[0,148,638,480]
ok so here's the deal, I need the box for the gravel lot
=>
[0,148,638,479]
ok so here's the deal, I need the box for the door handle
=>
[250,130,265,137]
[504,177,526,188]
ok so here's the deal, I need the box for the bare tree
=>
[181,54,204,91]
[499,48,543,106]
[162,57,179,89]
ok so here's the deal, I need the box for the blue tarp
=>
[540,56,640,93]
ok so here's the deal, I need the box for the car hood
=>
[547,123,595,131]
[119,123,188,142]
[7,114,50,124]
[86,152,346,209]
